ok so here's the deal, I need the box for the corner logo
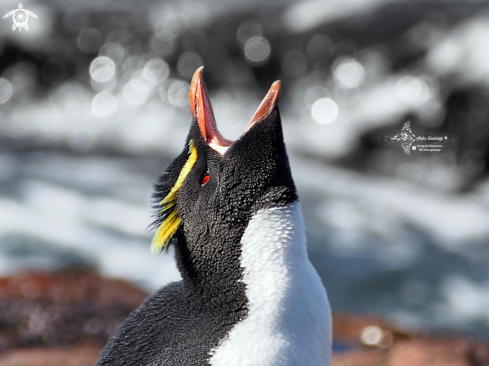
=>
[3,3,38,32]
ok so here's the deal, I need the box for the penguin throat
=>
[209,202,332,365]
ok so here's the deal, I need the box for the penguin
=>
[95,67,332,366]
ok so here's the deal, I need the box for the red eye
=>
[201,171,210,185]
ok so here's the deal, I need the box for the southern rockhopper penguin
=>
[96,67,332,366]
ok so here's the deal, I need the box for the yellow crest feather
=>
[151,140,198,253]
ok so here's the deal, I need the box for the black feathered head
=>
[150,67,297,266]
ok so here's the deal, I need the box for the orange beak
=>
[189,66,281,155]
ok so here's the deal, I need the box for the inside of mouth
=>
[205,125,233,155]
[191,68,280,156]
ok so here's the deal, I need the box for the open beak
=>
[189,66,281,155]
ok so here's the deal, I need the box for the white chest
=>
[210,201,332,366]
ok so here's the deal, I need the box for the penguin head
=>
[151,67,297,285]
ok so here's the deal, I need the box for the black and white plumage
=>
[96,67,332,366]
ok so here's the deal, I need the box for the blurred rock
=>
[0,268,148,352]
[1,270,489,366]
[331,338,489,366]
[0,345,101,366]
[332,349,384,366]
[386,339,472,366]
[332,311,411,346]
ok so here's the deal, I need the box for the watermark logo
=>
[372,121,459,154]
[3,3,38,32]
[391,121,416,155]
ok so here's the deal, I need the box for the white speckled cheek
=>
[210,201,332,366]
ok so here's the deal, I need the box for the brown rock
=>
[0,269,148,351]
[387,339,474,366]
[0,344,102,366]
[332,311,413,346]
[0,269,147,309]
[2,270,489,366]
[332,349,384,366]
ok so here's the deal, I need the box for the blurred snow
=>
[290,156,489,249]
[427,16,489,85]
[283,0,391,32]
[0,158,181,291]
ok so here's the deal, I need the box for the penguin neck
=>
[210,200,332,365]
[176,200,310,295]
[239,201,312,306]
[174,223,248,308]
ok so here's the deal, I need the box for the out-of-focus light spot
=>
[311,98,338,124]
[123,80,150,106]
[99,43,125,65]
[305,86,329,106]
[155,13,188,40]
[144,59,169,84]
[90,57,116,83]
[282,51,307,77]
[396,162,422,188]
[41,58,67,84]
[150,36,176,58]
[2,62,37,93]
[395,76,433,105]
[177,52,203,78]
[305,70,329,86]
[121,55,139,78]
[377,331,393,348]
[168,80,189,107]
[91,92,118,118]
[334,57,364,89]
[160,79,189,107]
[361,326,382,346]
[236,20,263,46]
[0,79,13,104]
[139,70,156,91]
[91,75,117,92]
[105,31,141,56]
[244,37,270,65]
[307,35,333,60]
[77,28,103,54]
[361,325,394,348]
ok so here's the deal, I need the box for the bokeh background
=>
[1,0,489,342]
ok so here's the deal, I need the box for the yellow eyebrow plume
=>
[151,140,198,253]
